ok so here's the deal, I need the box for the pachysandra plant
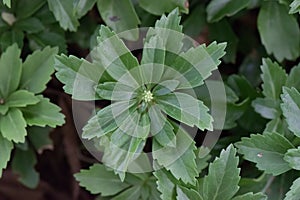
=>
[0,44,65,188]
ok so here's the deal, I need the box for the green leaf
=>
[0,108,27,143]
[20,47,58,94]
[0,30,24,50]
[232,192,267,200]
[21,96,65,128]
[284,177,300,200]
[0,44,22,99]
[260,58,287,100]
[252,97,280,119]
[12,148,39,189]
[97,0,140,40]
[157,92,213,131]
[289,0,300,14]
[206,0,251,22]
[96,82,136,101]
[154,169,177,200]
[75,164,130,195]
[6,90,39,108]
[15,0,45,19]
[0,134,13,178]
[138,0,188,16]
[235,132,294,175]
[3,0,11,7]
[153,126,198,185]
[176,186,203,200]
[27,126,53,154]
[0,104,8,115]
[55,54,111,100]
[286,64,300,90]
[281,87,300,137]
[15,18,44,34]
[111,185,141,200]
[202,145,240,200]
[284,147,300,170]
[82,101,134,139]
[258,1,300,61]
[47,0,79,31]
[74,0,96,18]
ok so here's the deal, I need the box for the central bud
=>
[142,90,153,103]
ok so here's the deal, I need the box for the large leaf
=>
[21,96,65,128]
[284,177,300,200]
[20,47,58,94]
[0,134,13,178]
[281,87,300,137]
[97,0,140,40]
[6,90,39,108]
[0,44,22,99]
[153,126,198,185]
[232,192,267,200]
[74,164,130,196]
[258,1,300,61]
[47,0,80,31]
[260,58,287,100]
[201,145,240,200]
[12,148,39,189]
[74,0,96,18]
[235,132,294,175]
[284,147,300,170]
[0,108,27,143]
[176,186,203,200]
[154,169,177,200]
[138,0,188,16]
[157,92,213,131]
[206,0,251,22]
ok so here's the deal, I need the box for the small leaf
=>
[284,177,300,200]
[6,90,39,108]
[202,145,240,200]
[232,192,267,200]
[286,64,300,90]
[154,169,177,200]
[20,46,58,94]
[157,92,213,131]
[153,125,198,184]
[139,0,188,16]
[47,0,80,31]
[97,0,140,40]
[206,0,251,22]
[252,97,280,119]
[235,132,294,175]
[176,186,203,200]
[15,17,44,34]
[0,44,22,99]
[21,96,65,128]
[260,58,287,100]
[74,164,130,196]
[258,1,300,61]
[0,134,13,178]
[0,104,8,115]
[284,147,300,170]
[289,0,300,14]
[12,148,39,189]
[3,0,11,7]
[96,82,136,101]
[0,108,27,143]
[281,87,300,137]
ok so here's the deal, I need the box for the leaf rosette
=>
[55,9,226,183]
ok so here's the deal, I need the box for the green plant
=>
[0,44,64,188]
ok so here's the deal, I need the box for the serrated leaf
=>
[154,169,177,200]
[0,134,13,178]
[286,64,300,90]
[12,148,39,189]
[258,1,300,61]
[139,0,188,16]
[284,147,300,170]
[3,0,11,7]
[289,0,300,14]
[0,108,27,143]
[47,0,79,31]
[284,177,300,200]
[202,145,240,200]
[206,0,251,22]
[261,58,287,99]
[6,90,39,108]
[82,101,134,139]
[0,44,22,99]
[232,192,267,200]
[97,0,140,40]
[153,125,198,184]
[74,164,130,196]
[281,87,300,137]
[74,0,96,18]
[55,54,111,100]
[157,92,213,131]
[21,96,65,128]
[20,46,58,94]
[252,97,280,119]
[176,186,203,200]
[235,132,294,175]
